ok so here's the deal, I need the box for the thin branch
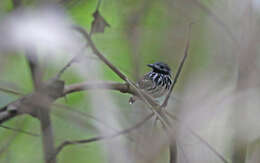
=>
[55,56,78,79]
[72,26,128,81]
[0,87,23,96]
[0,124,39,137]
[161,23,193,108]
[53,103,135,142]
[50,113,154,161]
[166,111,228,163]
[0,132,19,156]
[55,46,87,79]
[96,0,102,11]
[193,0,238,45]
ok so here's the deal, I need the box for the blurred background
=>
[0,0,260,163]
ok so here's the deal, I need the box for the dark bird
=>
[129,62,173,104]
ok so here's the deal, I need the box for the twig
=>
[53,103,135,142]
[55,56,78,79]
[193,0,238,45]
[161,23,193,108]
[55,46,86,79]
[0,124,39,137]
[0,132,19,156]
[50,113,154,161]
[166,111,228,163]
[0,87,24,96]
[96,0,102,11]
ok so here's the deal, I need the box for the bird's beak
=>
[147,64,154,68]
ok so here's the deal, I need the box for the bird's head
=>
[147,62,171,75]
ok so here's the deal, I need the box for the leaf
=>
[90,10,110,35]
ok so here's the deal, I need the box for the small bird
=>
[129,62,173,104]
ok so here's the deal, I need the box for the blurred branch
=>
[0,124,39,137]
[193,0,238,45]
[0,87,23,96]
[12,0,21,9]
[169,143,177,163]
[166,111,229,163]
[25,48,57,163]
[25,48,43,90]
[53,103,135,142]
[0,132,19,156]
[126,0,152,81]
[50,113,154,161]
[161,23,192,108]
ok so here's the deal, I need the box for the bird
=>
[129,62,173,104]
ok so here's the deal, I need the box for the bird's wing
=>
[137,73,155,90]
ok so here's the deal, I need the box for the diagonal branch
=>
[50,113,154,161]
[0,124,39,137]
[166,111,228,163]
[0,87,24,96]
[72,26,128,81]
[193,0,238,45]
[161,23,193,108]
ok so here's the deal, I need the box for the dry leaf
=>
[90,10,110,35]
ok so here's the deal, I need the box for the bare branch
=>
[53,103,135,142]
[0,87,24,96]
[25,48,42,90]
[0,124,39,137]
[50,113,154,161]
[161,23,192,108]
[0,132,19,156]
[72,26,128,81]
[193,0,238,45]
[55,56,78,79]
[166,111,228,163]
[64,81,135,95]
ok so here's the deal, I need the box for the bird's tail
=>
[129,96,137,104]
